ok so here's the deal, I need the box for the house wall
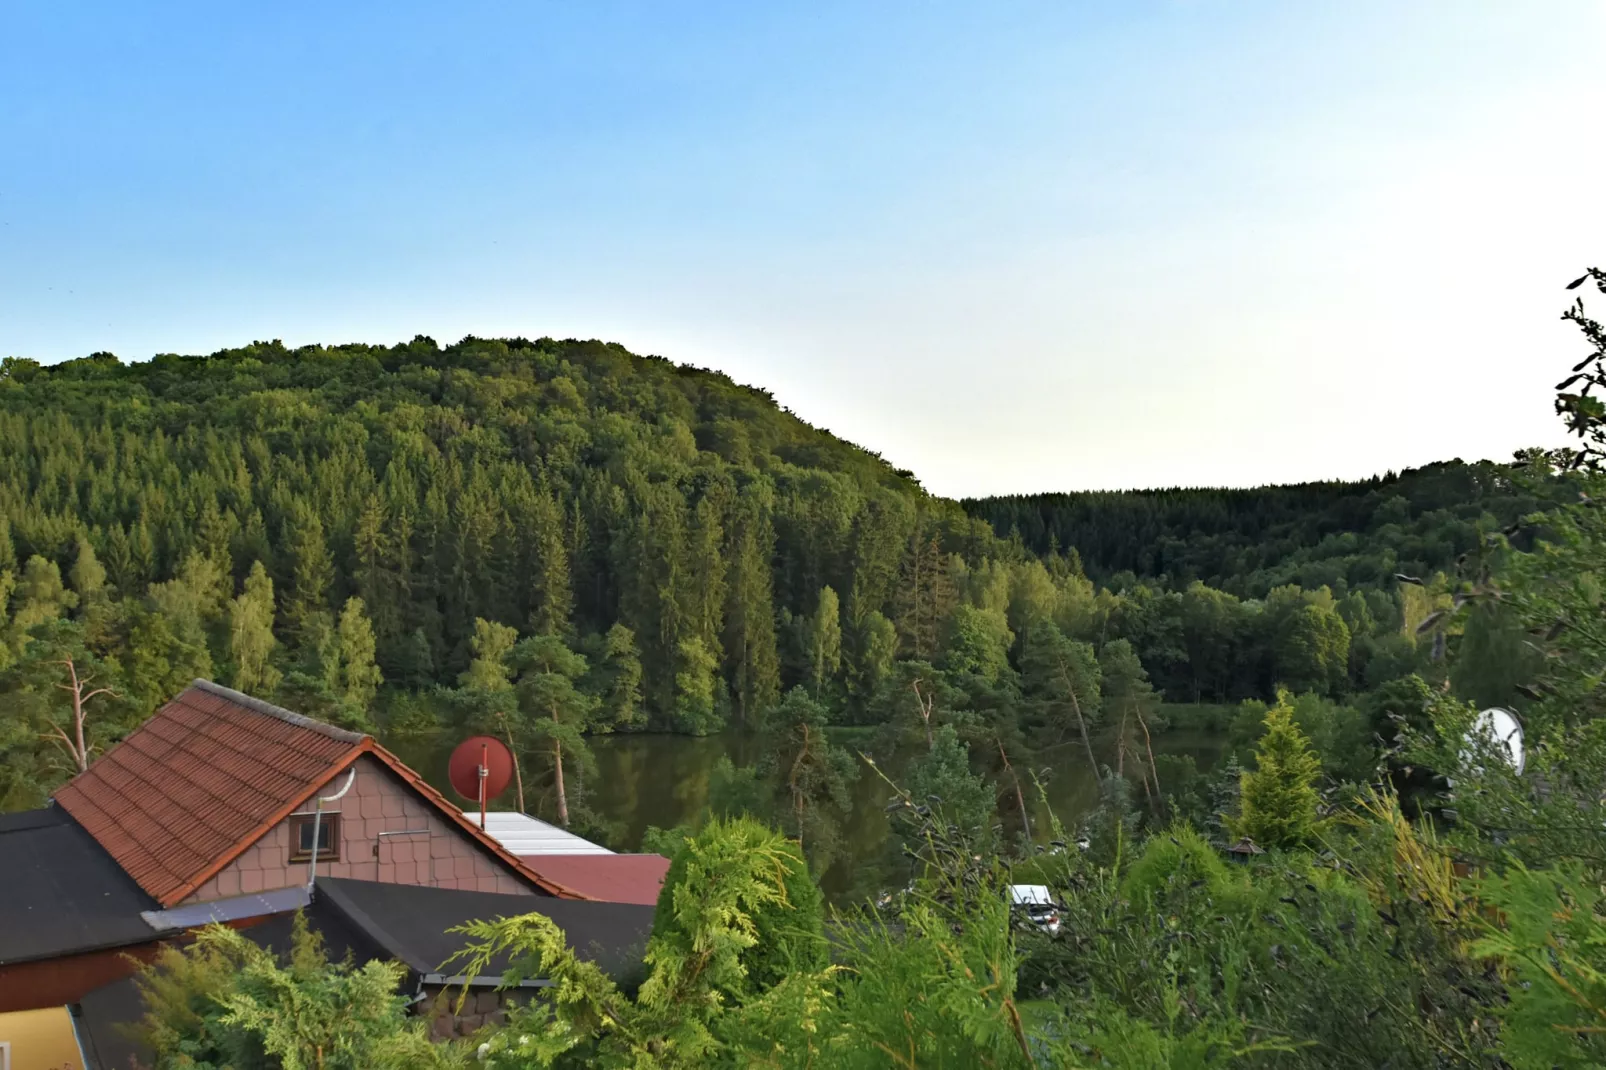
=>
[182,756,534,905]
[0,916,273,1014]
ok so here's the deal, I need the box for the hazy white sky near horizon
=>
[2,2,1603,498]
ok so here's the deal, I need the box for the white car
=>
[1010,884,1061,936]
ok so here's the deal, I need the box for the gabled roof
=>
[516,854,671,906]
[0,807,161,965]
[54,680,588,905]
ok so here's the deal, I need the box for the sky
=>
[2,2,1603,498]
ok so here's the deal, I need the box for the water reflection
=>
[392,729,1226,901]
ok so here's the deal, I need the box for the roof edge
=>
[314,877,434,975]
[189,680,369,744]
[154,746,366,907]
[362,741,594,901]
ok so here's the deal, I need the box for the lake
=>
[390,717,1228,901]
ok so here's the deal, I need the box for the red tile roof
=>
[516,854,671,906]
[55,680,589,905]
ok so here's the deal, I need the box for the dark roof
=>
[74,906,373,1070]
[75,973,148,1070]
[316,877,654,983]
[73,879,656,1068]
[0,806,163,965]
[54,680,587,903]
[517,853,670,906]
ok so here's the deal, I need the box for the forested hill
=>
[0,338,995,738]
[963,460,1555,598]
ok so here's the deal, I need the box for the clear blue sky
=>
[2,2,1602,496]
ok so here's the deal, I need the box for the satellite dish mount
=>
[448,735,516,830]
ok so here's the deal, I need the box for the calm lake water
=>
[391,723,1227,901]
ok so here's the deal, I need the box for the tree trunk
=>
[1137,707,1163,820]
[1061,659,1100,781]
[996,735,1031,842]
[500,715,525,814]
[551,701,570,826]
[71,680,88,772]
[912,679,935,749]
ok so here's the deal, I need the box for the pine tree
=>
[808,585,842,698]
[893,529,956,660]
[336,597,383,712]
[529,483,573,637]
[459,618,519,693]
[764,687,858,870]
[685,493,727,661]
[13,555,79,634]
[600,622,645,730]
[673,636,723,736]
[723,497,780,725]
[1233,690,1323,850]
[514,635,598,827]
[285,503,333,632]
[351,494,399,644]
[228,561,281,695]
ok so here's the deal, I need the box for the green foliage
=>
[761,687,858,871]
[671,636,723,736]
[1232,691,1323,850]
[449,816,825,1068]
[1474,862,1606,1068]
[132,913,459,1069]
[905,723,995,849]
[652,819,826,996]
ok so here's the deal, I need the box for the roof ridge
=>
[189,679,369,743]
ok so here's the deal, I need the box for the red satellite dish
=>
[448,735,515,804]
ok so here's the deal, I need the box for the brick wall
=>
[420,986,532,1041]
[182,756,534,904]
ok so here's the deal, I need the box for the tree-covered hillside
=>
[0,334,1555,845]
[0,335,993,716]
[964,459,1556,598]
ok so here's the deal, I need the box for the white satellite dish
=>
[1463,707,1525,776]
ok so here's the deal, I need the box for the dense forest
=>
[0,335,1563,859]
[15,268,1606,1067]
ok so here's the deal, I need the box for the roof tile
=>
[55,681,361,905]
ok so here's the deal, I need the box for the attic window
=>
[289,814,341,863]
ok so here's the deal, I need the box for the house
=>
[2,679,591,1013]
[71,876,656,1067]
[467,811,672,907]
[4,679,666,1066]
[0,1006,93,1070]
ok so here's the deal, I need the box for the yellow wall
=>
[0,1006,85,1070]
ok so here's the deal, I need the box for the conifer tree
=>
[1233,690,1323,850]
[673,636,722,736]
[351,494,399,644]
[228,561,281,695]
[528,483,573,637]
[514,635,599,827]
[599,622,645,730]
[336,597,382,712]
[285,504,333,632]
[685,493,727,661]
[723,497,780,725]
[893,529,956,660]
[807,585,842,698]
[763,686,857,870]
[13,555,78,634]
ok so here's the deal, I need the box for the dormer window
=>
[289,813,341,863]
